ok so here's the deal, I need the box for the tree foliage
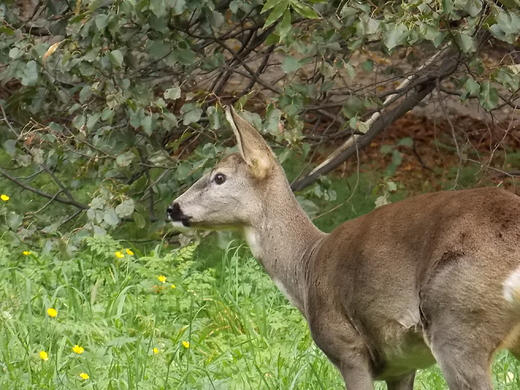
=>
[0,0,519,252]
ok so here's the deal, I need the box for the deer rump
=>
[168,105,520,390]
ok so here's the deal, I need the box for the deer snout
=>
[167,203,191,227]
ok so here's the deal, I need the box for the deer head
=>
[167,106,279,231]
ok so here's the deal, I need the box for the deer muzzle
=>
[167,203,191,227]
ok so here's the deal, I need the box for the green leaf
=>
[489,9,520,44]
[361,59,374,73]
[182,107,202,125]
[175,49,196,65]
[387,180,397,192]
[463,78,480,97]
[115,199,135,217]
[464,0,482,17]
[3,140,17,157]
[150,0,167,17]
[344,63,356,79]
[95,14,109,30]
[108,50,124,67]
[79,85,92,103]
[116,151,135,167]
[398,137,413,147]
[6,211,22,229]
[90,197,105,210]
[103,208,120,227]
[383,24,408,50]
[9,47,23,59]
[296,196,319,218]
[207,105,222,130]
[148,40,171,59]
[21,60,39,86]
[291,2,319,19]
[86,113,101,130]
[441,0,454,15]
[264,3,288,28]
[282,56,301,74]
[455,32,476,54]
[133,212,147,229]
[88,0,103,11]
[479,81,499,111]
[277,10,292,41]
[261,0,282,13]
[162,113,179,129]
[72,115,86,130]
[164,87,181,100]
[208,11,224,27]
[142,115,154,135]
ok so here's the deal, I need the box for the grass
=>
[0,234,519,389]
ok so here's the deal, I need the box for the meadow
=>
[1,230,520,389]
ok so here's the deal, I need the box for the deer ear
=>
[225,105,275,180]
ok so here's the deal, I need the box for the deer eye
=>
[214,173,226,185]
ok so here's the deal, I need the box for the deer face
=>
[167,106,278,231]
[167,153,267,230]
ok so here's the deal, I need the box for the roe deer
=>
[167,105,520,390]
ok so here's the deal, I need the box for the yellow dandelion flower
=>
[39,350,49,361]
[115,251,124,259]
[182,341,190,349]
[1,194,9,201]
[152,347,159,354]
[46,308,58,318]
[125,248,134,255]
[157,275,166,283]
[79,372,89,380]
[22,251,32,256]
[72,345,84,354]
[170,284,176,289]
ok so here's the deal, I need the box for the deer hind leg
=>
[419,252,520,389]
[386,371,415,390]
[426,314,499,390]
[430,338,493,390]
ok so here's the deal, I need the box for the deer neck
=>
[242,180,326,312]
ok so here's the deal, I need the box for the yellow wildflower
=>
[79,372,89,380]
[47,308,58,318]
[115,251,124,259]
[152,347,159,354]
[39,351,49,361]
[157,275,166,283]
[182,341,190,349]
[72,345,84,354]
[125,248,134,255]
[22,251,31,256]
[1,194,9,201]
[170,284,176,289]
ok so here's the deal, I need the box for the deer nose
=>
[167,203,184,221]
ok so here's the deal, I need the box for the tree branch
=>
[0,167,89,210]
[290,52,460,191]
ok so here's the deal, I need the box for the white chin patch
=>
[170,221,193,232]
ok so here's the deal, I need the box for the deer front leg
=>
[309,313,375,390]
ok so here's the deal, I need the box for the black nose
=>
[167,203,180,220]
[167,203,190,226]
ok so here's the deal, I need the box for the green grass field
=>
[1,233,519,389]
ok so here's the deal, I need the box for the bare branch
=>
[0,167,89,210]
[291,52,460,191]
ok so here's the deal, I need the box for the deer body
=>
[168,106,520,389]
